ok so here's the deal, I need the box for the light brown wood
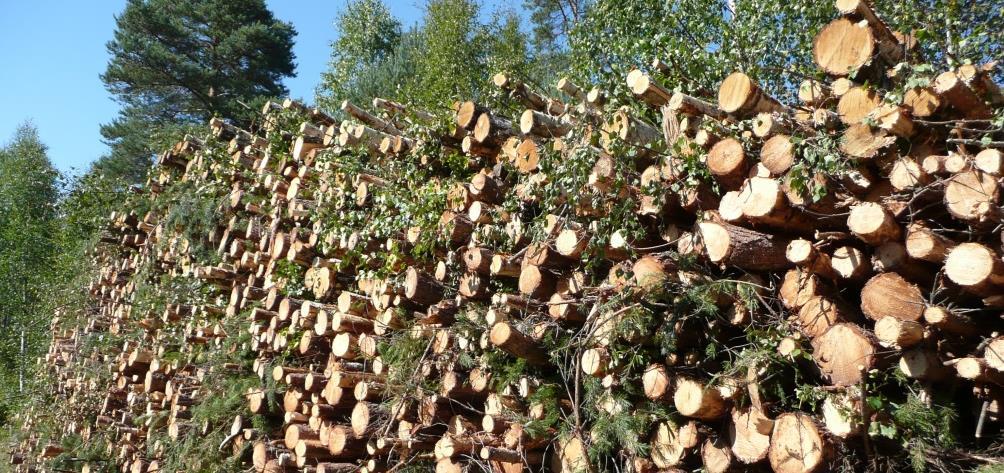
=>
[489,322,548,365]
[944,170,1000,223]
[674,378,727,420]
[760,134,795,175]
[627,69,672,107]
[768,413,830,473]
[813,18,876,76]
[860,272,925,322]
[945,242,1004,296]
[811,323,878,386]
[934,71,992,119]
[729,407,772,463]
[718,72,786,117]
[837,86,880,125]
[698,221,791,271]
[874,316,924,349]
[796,296,846,339]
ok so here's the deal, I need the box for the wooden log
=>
[956,357,1004,386]
[860,272,925,322]
[718,72,787,117]
[923,306,977,336]
[944,170,1000,224]
[945,243,1004,296]
[698,221,791,271]
[795,296,846,339]
[786,239,837,280]
[702,437,735,473]
[456,101,487,131]
[707,138,749,190]
[830,246,871,281]
[404,267,446,306]
[984,338,1004,372]
[760,135,795,176]
[975,149,1004,176]
[934,71,993,119]
[905,222,956,263]
[517,264,557,300]
[668,92,728,120]
[674,378,727,420]
[903,87,942,118]
[627,69,672,107]
[768,413,831,473]
[798,79,829,106]
[874,316,924,349]
[489,322,548,365]
[813,18,879,77]
[473,113,514,148]
[729,407,772,464]
[520,109,571,137]
[736,177,816,232]
[868,104,914,137]
[899,349,950,381]
[811,323,878,386]
[642,363,673,401]
[780,268,826,310]
[836,87,881,125]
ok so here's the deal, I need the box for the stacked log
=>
[12,2,1004,472]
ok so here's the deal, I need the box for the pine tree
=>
[100,0,297,183]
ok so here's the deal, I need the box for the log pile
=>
[11,2,1004,472]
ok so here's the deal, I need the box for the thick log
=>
[811,323,878,386]
[627,69,672,107]
[698,221,791,271]
[674,378,728,420]
[707,138,749,190]
[860,272,925,322]
[768,413,831,473]
[718,72,787,117]
[729,407,772,464]
[489,322,548,365]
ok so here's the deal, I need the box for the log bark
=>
[698,221,791,271]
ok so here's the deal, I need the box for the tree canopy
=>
[100,0,297,184]
[0,124,61,423]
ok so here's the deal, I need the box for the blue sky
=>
[0,0,512,175]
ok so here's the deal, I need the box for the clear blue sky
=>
[0,0,514,175]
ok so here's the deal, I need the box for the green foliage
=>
[569,0,833,100]
[0,123,62,423]
[569,0,1004,105]
[523,0,585,52]
[874,0,1004,80]
[787,133,851,203]
[101,0,295,184]
[378,325,433,396]
[317,0,541,116]
[273,260,307,298]
[410,0,486,108]
[316,0,403,111]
